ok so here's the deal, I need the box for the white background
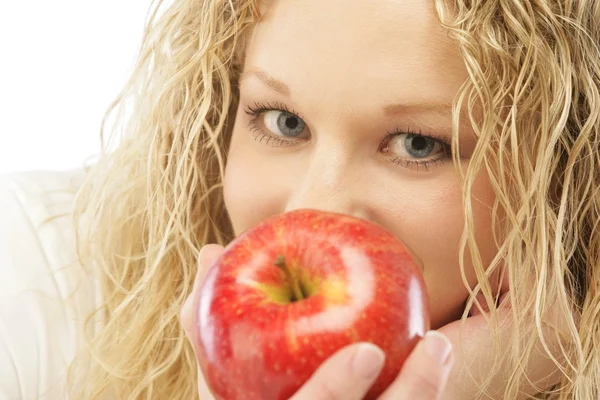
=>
[0,2,151,174]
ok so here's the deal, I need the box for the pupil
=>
[412,136,427,150]
[285,117,298,129]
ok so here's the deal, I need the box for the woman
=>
[1,0,598,398]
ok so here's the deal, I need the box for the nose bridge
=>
[285,144,365,217]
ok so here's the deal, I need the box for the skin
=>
[184,0,563,396]
[222,0,499,330]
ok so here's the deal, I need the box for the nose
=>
[281,147,424,271]
[283,149,371,221]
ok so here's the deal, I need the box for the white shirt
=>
[0,170,102,400]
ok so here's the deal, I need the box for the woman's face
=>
[223,0,498,329]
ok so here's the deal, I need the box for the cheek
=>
[223,123,286,235]
[421,172,498,327]
[375,169,497,328]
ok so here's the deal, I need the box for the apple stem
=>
[274,255,305,302]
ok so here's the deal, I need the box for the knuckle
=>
[406,370,443,399]
[313,379,343,400]
[291,378,347,400]
[379,369,443,400]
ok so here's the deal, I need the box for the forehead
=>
[243,0,468,108]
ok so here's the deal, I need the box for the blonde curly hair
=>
[66,0,600,398]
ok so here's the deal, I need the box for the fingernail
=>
[351,343,385,379]
[424,331,452,365]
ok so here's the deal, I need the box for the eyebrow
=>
[240,69,455,116]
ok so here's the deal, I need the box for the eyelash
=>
[244,101,306,148]
[382,127,452,171]
[243,101,453,171]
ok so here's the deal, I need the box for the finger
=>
[440,307,551,399]
[179,244,225,399]
[379,331,453,400]
[290,343,385,400]
[180,244,225,343]
[194,244,225,295]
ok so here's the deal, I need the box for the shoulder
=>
[0,169,103,399]
[0,169,89,299]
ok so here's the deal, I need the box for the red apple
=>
[194,209,429,400]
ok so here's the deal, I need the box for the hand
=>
[437,290,563,399]
[181,244,455,400]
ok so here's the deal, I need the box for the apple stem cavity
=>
[274,255,306,302]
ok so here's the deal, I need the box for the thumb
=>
[180,244,224,346]
[290,343,385,400]
[180,244,225,400]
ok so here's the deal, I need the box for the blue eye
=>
[243,101,455,172]
[381,131,446,160]
[264,110,306,137]
[380,128,454,171]
[243,102,309,147]
[403,134,439,158]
